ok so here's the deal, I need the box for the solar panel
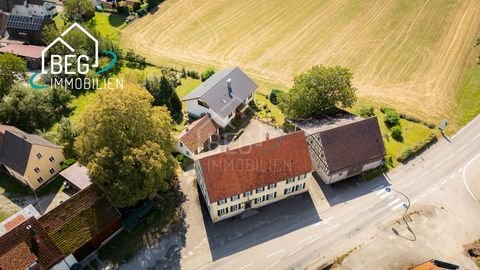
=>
[6,15,45,32]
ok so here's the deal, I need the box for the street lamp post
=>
[385,186,410,219]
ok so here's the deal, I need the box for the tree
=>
[391,125,403,141]
[0,53,27,97]
[57,117,77,158]
[64,0,95,22]
[280,65,357,119]
[384,108,400,127]
[75,87,177,208]
[0,84,71,132]
[358,105,375,118]
[201,67,215,82]
[145,76,182,117]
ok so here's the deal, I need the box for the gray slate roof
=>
[0,129,61,175]
[183,67,257,119]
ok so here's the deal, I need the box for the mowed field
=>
[122,0,480,130]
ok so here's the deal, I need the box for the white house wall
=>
[185,99,238,128]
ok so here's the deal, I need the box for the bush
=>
[384,108,400,127]
[269,89,283,105]
[391,125,403,141]
[397,133,437,162]
[116,5,129,15]
[358,105,375,118]
[201,67,215,82]
[136,7,147,17]
[186,70,199,79]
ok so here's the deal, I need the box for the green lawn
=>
[253,93,285,126]
[455,63,480,133]
[92,12,126,41]
[176,78,202,99]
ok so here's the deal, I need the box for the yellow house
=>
[195,131,314,222]
[0,125,65,190]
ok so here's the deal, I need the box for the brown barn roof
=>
[318,117,386,173]
[0,217,64,270]
[38,186,121,255]
[178,115,218,152]
[0,44,45,59]
[198,131,313,203]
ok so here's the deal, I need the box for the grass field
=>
[122,0,480,133]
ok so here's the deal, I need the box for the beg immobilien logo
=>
[30,23,123,90]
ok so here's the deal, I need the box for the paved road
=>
[190,115,480,270]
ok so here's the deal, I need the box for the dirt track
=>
[122,0,480,126]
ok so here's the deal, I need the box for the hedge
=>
[396,133,438,163]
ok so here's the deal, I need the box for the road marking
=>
[419,172,429,178]
[266,249,284,258]
[326,224,340,232]
[457,144,468,152]
[343,216,356,224]
[446,154,455,161]
[307,234,323,244]
[287,247,302,257]
[373,184,385,192]
[421,193,427,198]
[239,263,253,270]
[392,203,404,210]
[265,261,280,270]
[388,198,400,206]
[472,134,480,142]
[432,163,442,170]
[379,193,390,199]
[441,179,447,185]
[463,153,480,202]
[449,174,455,178]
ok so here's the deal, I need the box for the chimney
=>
[225,145,229,152]
[226,78,233,98]
[265,131,270,140]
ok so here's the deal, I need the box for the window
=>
[295,183,306,191]
[286,178,295,184]
[37,177,44,183]
[255,196,265,204]
[267,192,277,200]
[244,191,252,196]
[217,207,229,217]
[217,199,226,206]
[49,168,55,174]
[268,183,276,189]
[36,153,43,159]
[230,204,241,212]
[34,167,40,173]
[198,100,209,108]
[284,187,294,195]
[231,194,240,201]
[256,187,264,193]
[179,142,183,147]
[48,156,55,162]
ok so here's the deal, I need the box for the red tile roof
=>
[179,115,218,152]
[198,131,313,203]
[3,215,26,232]
[0,242,37,270]
[0,44,45,59]
[0,217,64,270]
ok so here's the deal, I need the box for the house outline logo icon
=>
[41,22,99,74]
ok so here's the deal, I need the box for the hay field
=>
[122,0,480,128]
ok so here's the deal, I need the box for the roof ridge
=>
[199,66,238,100]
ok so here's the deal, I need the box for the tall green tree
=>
[0,53,27,97]
[64,0,95,22]
[281,65,357,119]
[75,87,177,208]
[145,76,182,117]
[57,117,77,158]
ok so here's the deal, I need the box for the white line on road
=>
[392,203,403,210]
[238,263,253,270]
[463,153,480,202]
[388,198,400,206]
[306,234,323,245]
[372,184,385,192]
[287,247,302,257]
[457,144,468,152]
[266,249,284,258]
[472,134,480,142]
[326,224,340,232]
[265,261,280,270]
[421,193,427,198]
[343,216,356,224]
[419,172,429,178]
[379,193,390,199]
[432,163,442,170]
[441,179,447,185]
[449,174,455,178]
[446,154,455,161]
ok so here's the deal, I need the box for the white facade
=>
[195,162,311,223]
[185,94,253,129]
[175,132,218,159]
[317,159,383,185]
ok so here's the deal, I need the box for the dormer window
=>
[36,153,43,159]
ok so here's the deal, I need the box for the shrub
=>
[186,70,199,79]
[358,105,375,118]
[391,125,403,141]
[136,8,147,17]
[201,67,215,82]
[384,108,400,127]
[397,133,437,162]
[269,89,283,105]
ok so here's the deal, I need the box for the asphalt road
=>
[193,115,480,270]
